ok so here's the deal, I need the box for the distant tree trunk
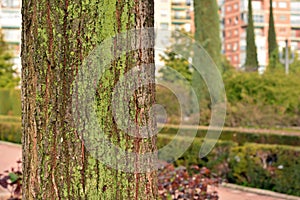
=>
[245,0,259,71]
[21,0,157,199]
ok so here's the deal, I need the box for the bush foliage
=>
[158,133,300,196]
[0,89,21,116]
[224,70,300,127]
[157,68,300,128]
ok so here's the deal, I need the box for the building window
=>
[174,11,185,19]
[234,3,238,10]
[186,10,191,19]
[291,2,300,12]
[184,23,191,32]
[233,43,238,51]
[160,23,169,30]
[278,2,287,8]
[253,14,264,23]
[255,28,263,36]
[234,55,238,61]
[1,0,20,8]
[279,28,285,33]
[234,16,239,24]
[279,15,287,21]
[272,1,277,8]
[291,14,300,25]
[241,13,248,23]
[160,10,168,17]
[2,29,21,43]
[234,29,238,35]
[227,44,232,50]
[174,24,181,30]
[227,5,232,11]
[252,1,262,10]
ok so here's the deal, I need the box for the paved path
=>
[0,141,299,200]
[0,141,22,199]
[0,141,21,173]
[214,187,284,200]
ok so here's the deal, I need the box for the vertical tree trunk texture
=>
[21,0,157,199]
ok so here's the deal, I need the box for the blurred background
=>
[1,0,300,199]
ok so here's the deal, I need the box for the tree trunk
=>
[21,0,157,199]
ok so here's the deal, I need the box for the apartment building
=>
[0,0,21,72]
[154,0,194,71]
[171,0,194,32]
[155,0,172,70]
[223,0,300,69]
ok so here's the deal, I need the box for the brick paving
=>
[213,187,284,200]
[0,141,21,173]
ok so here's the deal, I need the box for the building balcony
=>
[291,24,300,28]
[291,10,300,14]
[172,6,187,11]
[172,0,191,7]
[290,36,300,42]
[171,19,190,25]
[172,15,191,20]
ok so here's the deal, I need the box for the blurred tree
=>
[0,30,19,88]
[159,31,193,83]
[268,0,279,70]
[194,0,222,71]
[245,0,259,71]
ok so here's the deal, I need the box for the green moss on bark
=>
[22,0,157,199]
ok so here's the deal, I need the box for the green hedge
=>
[160,126,300,146]
[157,134,300,196]
[0,88,21,116]
[228,143,300,196]
[0,115,21,143]
[0,121,21,143]
[157,134,236,177]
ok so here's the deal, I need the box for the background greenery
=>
[0,30,20,88]
[0,89,21,116]
[158,131,300,196]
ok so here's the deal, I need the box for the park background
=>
[1,0,300,199]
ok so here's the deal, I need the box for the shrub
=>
[228,143,300,196]
[0,89,11,115]
[158,133,300,196]
[157,134,236,178]
[0,120,21,144]
[0,89,21,116]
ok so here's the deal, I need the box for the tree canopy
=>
[0,31,19,88]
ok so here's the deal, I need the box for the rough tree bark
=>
[21,0,157,199]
